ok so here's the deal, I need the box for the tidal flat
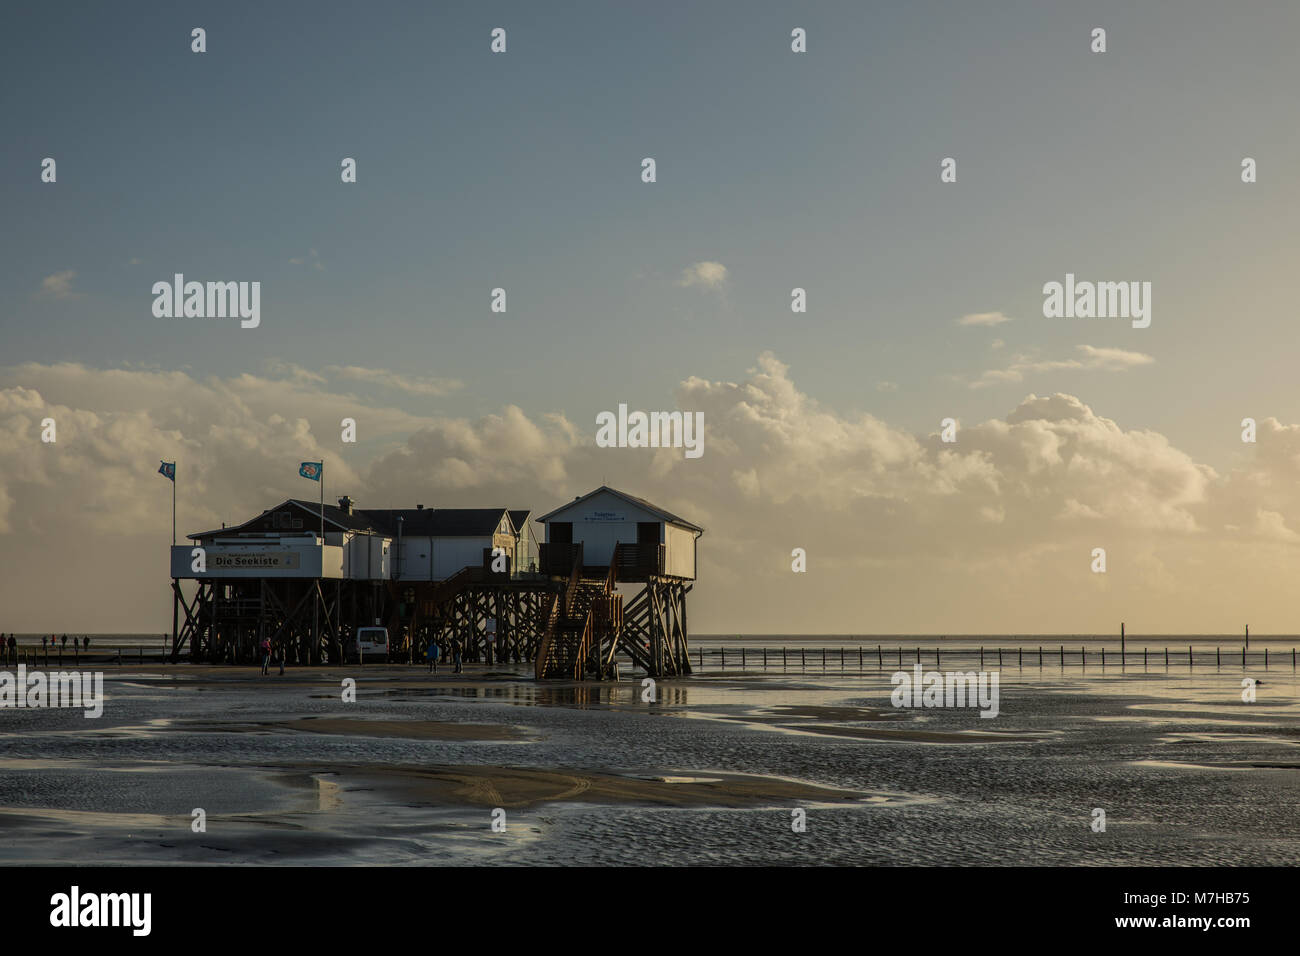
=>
[0,661,1297,865]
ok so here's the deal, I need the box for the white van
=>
[353,626,389,662]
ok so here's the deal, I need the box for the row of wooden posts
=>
[0,647,153,667]
[696,644,1298,672]
[0,642,1292,674]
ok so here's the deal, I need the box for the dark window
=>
[637,522,659,545]
[550,522,572,544]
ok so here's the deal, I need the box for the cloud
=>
[36,270,81,300]
[675,261,728,290]
[875,381,899,392]
[958,311,1012,326]
[289,249,325,272]
[971,344,1153,388]
[323,365,463,397]
[3,353,1299,634]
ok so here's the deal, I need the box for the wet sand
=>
[180,717,528,741]
[309,763,875,809]
[2,662,1299,864]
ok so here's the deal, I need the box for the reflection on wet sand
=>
[2,664,1300,865]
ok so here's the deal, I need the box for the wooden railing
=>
[535,544,583,680]
[418,565,475,616]
[614,542,665,576]
[600,545,624,673]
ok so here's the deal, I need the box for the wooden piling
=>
[878,645,883,668]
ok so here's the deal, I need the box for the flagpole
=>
[317,458,324,660]
[172,467,177,546]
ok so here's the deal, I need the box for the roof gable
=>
[536,486,703,533]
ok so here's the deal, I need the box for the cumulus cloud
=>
[675,261,728,290]
[2,354,1298,633]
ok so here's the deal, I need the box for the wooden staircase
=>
[536,545,623,680]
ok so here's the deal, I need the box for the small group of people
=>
[424,637,464,674]
[37,634,90,651]
[0,633,16,662]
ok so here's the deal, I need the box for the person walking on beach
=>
[83,636,90,651]
[61,634,67,650]
[260,637,271,676]
[452,636,463,674]
[426,640,441,674]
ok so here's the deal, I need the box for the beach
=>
[2,652,1298,865]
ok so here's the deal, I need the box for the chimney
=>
[416,503,424,510]
[338,495,354,515]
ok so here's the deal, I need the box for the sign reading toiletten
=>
[585,511,626,522]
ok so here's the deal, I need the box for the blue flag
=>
[158,460,176,482]
[299,461,322,481]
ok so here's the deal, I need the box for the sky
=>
[3,0,1300,634]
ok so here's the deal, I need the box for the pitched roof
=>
[508,510,532,536]
[536,486,703,533]
[289,499,381,532]
[361,508,511,537]
[189,500,514,539]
